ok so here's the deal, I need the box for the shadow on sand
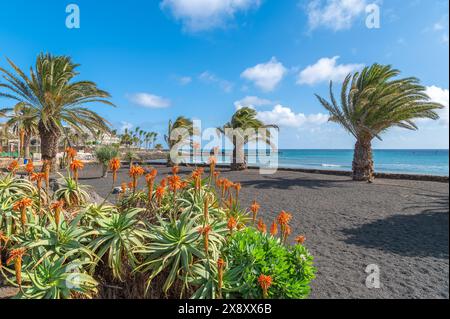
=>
[342,194,449,259]
[239,176,353,190]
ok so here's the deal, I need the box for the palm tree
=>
[316,64,443,182]
[151,132,158,150]
[0,53,114,171]
[120,128,133,148]
[164,116,193,166]
[218,107,277,171]
[3,103,39,161]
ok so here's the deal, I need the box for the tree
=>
[95,145,119,178]
[164,116,193,166]
[316,64,443,182]
[3,103,39,160]
[120,128,133,148]
[218,107,277,171]
[0,53,114,171]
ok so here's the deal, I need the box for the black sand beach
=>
[75,164,449,299]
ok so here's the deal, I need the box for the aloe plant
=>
[89,207,147,280]
[135,209,227,297]
[54,174,90,206]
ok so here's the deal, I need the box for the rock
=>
[0,286,19,299]
[112,186,122,195]
[86,188,110,205]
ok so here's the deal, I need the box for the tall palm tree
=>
[316,64,443,182]
[218,107,278,171]
[151,132,158,150]
[164,116,193,166]
[3,103,39,160]
[0,53,114,170]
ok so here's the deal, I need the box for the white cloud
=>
[199,71,234,92]
[305,0,367,31]
[175,76,192,85]
[425,15,449,44]
[241,57,287,92]
[160,0,261,32]
[234,96,273,110]
[297,56,363,85]
[256,104,329,128]
[425,86,449,126]
[120,121,133,133]
[128,93,171,108]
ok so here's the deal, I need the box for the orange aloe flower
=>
[203,197,209,223]
[155,186,166,206]
[217,258,225,294]
[227,216,237,235]
[258,274,272,299]
[250,200,260,223]
[0,231,8,245]
[145,169,158,200]
[277,211,292,226]
[70,159,84,182]
[7,160,19,175]
[168,175,182,193]
[109,158,121,183]
[160,178,167,188]
[234,183,242,201]
[121,182,128,194]
[65,147,77,161]
[13,198,33,227]
[198,225,212,255]
[25,160,34,176]
[213,171,220,184]
[43,160,51,191]
[51,200,65,228]
[208,155,217,170]
[295,235,306,245]
[283,225,292,243]
[0,231,9,264]
[31,172,45,190]
[180,181,188,189]
[171,165,180,175]
[7,248,26,288]
[129,165,145,191]
[192,168,204,190]
[257,218,267,234]
[270,220,278,236]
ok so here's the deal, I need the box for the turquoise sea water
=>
[274,149,449,176]
[173,149,449,176]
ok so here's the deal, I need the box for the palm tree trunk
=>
[102,164,108,178]
[352,139,374,182]
[39,121,60,172]
[19,129,25,160]
[230,138,246,171]
[23,133,31,160]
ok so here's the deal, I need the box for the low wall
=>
[145,161,449,183]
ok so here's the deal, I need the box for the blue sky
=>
[0,0,448,149]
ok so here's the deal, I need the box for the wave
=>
[321,164,343,168]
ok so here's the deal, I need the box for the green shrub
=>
[95,146,119,177]
[222,228,316,299]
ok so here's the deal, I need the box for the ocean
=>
[274,149,449,176]
[175,149,449,176]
